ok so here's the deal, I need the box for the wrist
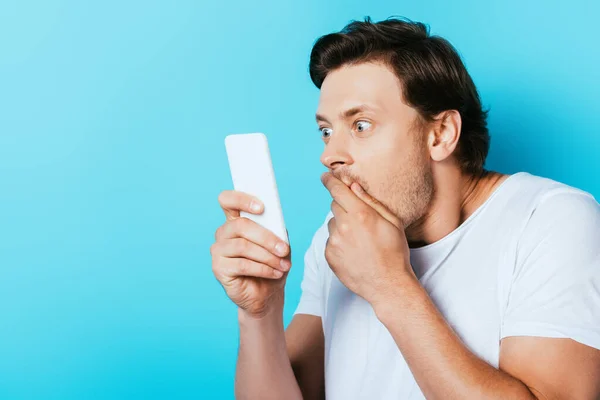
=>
[237,293,287,353]
[238,292,285,325]
[371,271,424,323]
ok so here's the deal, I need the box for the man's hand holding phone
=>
[211,190,291,319]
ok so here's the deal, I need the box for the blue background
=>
[1,0,598,398]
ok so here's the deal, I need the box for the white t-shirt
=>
[294,172,600,399]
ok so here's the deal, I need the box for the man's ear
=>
[427,110,461,162]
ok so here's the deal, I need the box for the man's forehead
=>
[316,63,404,116]
[315,102,381,123]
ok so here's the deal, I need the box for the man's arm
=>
[500,336,600,399]
[373,275,600,400]
[235,293,325,400]
[286,313,325,400]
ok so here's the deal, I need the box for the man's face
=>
[316,62,434,227]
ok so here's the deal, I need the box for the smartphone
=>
[225,133,288,244]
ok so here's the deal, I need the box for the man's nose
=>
[320,133,352,170]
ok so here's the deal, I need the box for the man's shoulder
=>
[510,172,598,220]
[498,172,597,221]
[509,173,600,254]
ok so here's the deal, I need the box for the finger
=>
[284,239,292,261]
[225,258,284,279]
[218,238,291,272]
[327,216,336,235]
[321,172,365,213]
[218,190,264,220]
[330,200,345,220]
[350,182,402,229]
[219,217,290,258]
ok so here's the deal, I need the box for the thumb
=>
[351,183,403,230]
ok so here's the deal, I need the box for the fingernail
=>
[276,242,288,256]
[280,259,291,271]
[250,201,261,213]
[274,270,283,278]
[352,183,362,193]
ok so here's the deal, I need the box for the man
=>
[210,17,600,399]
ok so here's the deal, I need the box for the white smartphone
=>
[224,133,288,244]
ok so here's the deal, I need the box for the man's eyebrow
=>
[315,104,377,123]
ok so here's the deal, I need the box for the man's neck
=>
[406,168,508,249]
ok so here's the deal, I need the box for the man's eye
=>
[320,127,333,138]
[355,120,372,132]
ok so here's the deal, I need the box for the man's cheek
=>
[365,185,389,209]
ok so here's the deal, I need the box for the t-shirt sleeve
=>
[501,190,600,350]
[293,217,330,317]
